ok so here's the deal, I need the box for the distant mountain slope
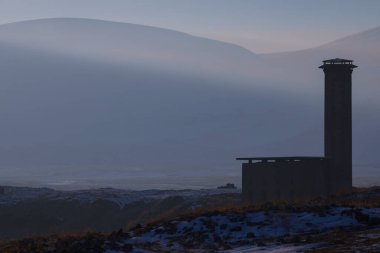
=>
[0,18,379,188]
[0,18,261,79]
[260,26,380,167]
[320,26,380,59]
[261,26,380,84]
[0,19,308,187]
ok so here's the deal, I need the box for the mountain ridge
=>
[0,18,379,189]
[0,17,261,79]
[2,17,380,56]
[0,17,258,56]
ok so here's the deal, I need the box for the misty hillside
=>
[0,18,261,79]
[260,26,380,167]
[0,18,379,188]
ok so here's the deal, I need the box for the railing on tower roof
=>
[319,58,357,69]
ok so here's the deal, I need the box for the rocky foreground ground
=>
[0,186,240,240]
[0,187,379,252]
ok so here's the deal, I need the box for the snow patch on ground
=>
[221,243,317,252]
[118,207,380,252]
[133,207,364,245]
[362,208,380,218]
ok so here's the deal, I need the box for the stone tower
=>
[319,58,357,194]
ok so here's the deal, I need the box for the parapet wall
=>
[242,157,329,203]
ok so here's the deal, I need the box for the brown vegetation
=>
[0,187,378,252]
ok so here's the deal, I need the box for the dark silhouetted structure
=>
[237,58,357,203]
[321,59,357,194]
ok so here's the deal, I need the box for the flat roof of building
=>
[236,156,327,163]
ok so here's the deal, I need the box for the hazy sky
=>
[0,0,380,53]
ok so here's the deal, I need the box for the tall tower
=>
[319,58,357,194]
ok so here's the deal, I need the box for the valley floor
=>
[0,186,379,252]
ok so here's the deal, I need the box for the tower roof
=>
[319,58,357,69]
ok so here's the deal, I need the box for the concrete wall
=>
[323,65,354,194]
[242,159,329,204]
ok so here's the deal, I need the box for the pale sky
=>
[0,0,380,53]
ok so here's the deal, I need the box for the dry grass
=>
[0,231,105,253]
[0,186,379,252]
[144,186,380,228]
